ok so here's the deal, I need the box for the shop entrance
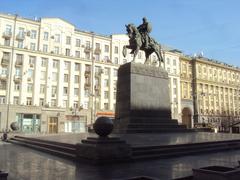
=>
[48,117,58,133]
[182,107,192,128]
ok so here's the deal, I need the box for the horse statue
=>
[122,23,164,66]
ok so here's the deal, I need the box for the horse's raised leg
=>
[132,46,140,63]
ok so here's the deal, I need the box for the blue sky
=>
[1,0,240,66]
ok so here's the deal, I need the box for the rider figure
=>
[137,17,152,49]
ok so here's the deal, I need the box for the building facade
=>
[180,55,240,132]
[0,13,182,133]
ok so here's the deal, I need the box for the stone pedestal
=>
[76,137,131,164]
[114,62,187,133]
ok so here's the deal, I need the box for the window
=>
[55,34,60,43]
[51,99,57,107]
[17,41,23,48]
[75,51,80,58]
[27,69,34,78]
[65,48,70,56]
[104,68,110,75]
[13,97,19,105]
[14,83,20,91]
[63,87,68,95]
[18,27,24,37]
[43,32,49,40]
[54,47,59,54]
[104,103,109,110]
[43,44,48,52]
[167,58,170,65]
[83,101,89,109]
[52,72,58,81]
[0,80,7,90]
[84,89,89,98]
[66,36,71,45]
[74,88,79,96]
[64,74,69,82]
[104,45,109,53]
[95,54,100,61]
[84,52,90,60]
[64,61,70,70]
[114,57,118,64]
[51,86,57,97]
[40,85,45,94]
[29,56,35,65]
[27,84,33,93]
[16,54,23,64]
[4,39,10,46]
[104,79,109,87]
[86,41,90,48]
[104,91,109,99]
[63,100,68,108]
[40,71,46,80]
[173,59,176,66]
[39,98,44,106]
[26,98,32,106]
[40,58,47,68]
[75,63,80,71]
[76,39,81,47]
[114,46,118,54]
[52,60,59,68]
[5,25,12,34]
[30,43,36,51]
[74,75,79,83]
[30,30,37,39]
[113,69,118,77]
[0,96,6,104]
[15,68,21,76]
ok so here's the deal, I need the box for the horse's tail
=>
[158,44,164,62]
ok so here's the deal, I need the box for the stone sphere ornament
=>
[93,116,113,137]
[10,122,19,131]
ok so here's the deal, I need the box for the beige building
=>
[0,13,182,134]
[180,55,240,132]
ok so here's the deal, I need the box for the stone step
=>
[132,142,236,156]
[128,123,187,129]
[126,128,191,133]
[132,145,239,160]
[10,137,76,155]
[129,117,178,124]
[9,139,76,159]
[132,140,240,160]
[13,136,75,148]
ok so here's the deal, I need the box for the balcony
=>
[84,83,91,89]
[29,63,34,68]
[27,77,33,82]
[84,46,91,53]
[0,74,7,81]
[1,57,9,66]
[16,33,25,41]
[94,85,100,90]
[2,31,12,39]
[14,75,21,82]
[84,71,91,77]
[94,48,101,54]
[15,60,23,66]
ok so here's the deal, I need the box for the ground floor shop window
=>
[16,113,41,133]
[65,116,86,133]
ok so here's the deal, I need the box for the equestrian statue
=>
[123,17,164,66]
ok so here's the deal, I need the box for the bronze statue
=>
[123,17,164,66]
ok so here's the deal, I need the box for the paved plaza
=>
[1,132,240,180]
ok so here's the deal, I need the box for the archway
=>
[182,107,192,128]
